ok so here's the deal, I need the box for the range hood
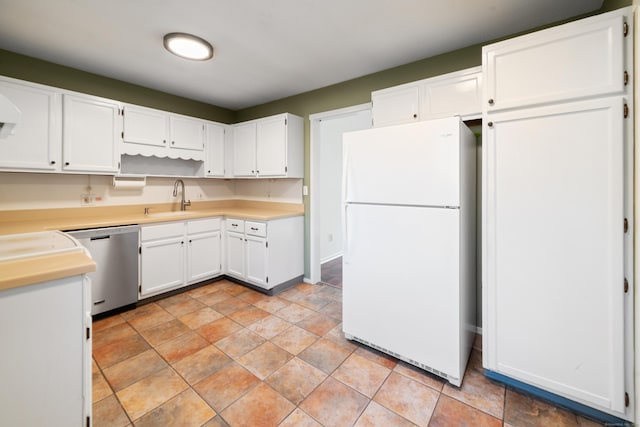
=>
[0,93,21,139]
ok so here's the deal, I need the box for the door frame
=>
[308,102,371,284]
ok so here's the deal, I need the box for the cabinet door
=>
[256,115,286,177]
[123,105,167,147]
[225,232,245,279]
[205,122,226,177]
[246,235,268,288]
[483,97,626,413]
[188,231,222,283]
[233,122,257,177]
[0,78,61,171]
[62,94,121,173]
[483,9,628,112]
[140,237,185,297]
[170,115,204,151]
[423,67,482,121]
[372,84,420,127]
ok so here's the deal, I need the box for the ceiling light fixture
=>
[163,32,213,61]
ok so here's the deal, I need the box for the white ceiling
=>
[0,0,604,110]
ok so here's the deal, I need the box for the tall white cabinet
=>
[482,7,634,422]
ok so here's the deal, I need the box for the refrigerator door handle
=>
[343,203,350,264]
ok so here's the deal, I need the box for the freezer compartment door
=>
[343,117,461,207]
[343,203,465,380]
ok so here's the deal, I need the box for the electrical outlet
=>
[81,193,95,206]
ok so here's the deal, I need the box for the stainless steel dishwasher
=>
[68,225,139,315]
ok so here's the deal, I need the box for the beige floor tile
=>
[295,293,334,311]
[221,383,295,427]
[193,362,261,412]
[300,377,369,427]
[215,328,265,358]
[93,314,126,333]
[318,300,342,321]
[93,322,138,350]
[430,394,502,427]
[186,282,225,299]
[266,357,327,405]
[373,372,439,426]
[212,296,250,315]
[296,312,340,336]
[236,289,270,304]
[442,367,505,419]
[323,323,359,352]
[138,318,190,347]
[333,353,391,398]
[253,295,291,313]
[92,368,113,403]
[393,361,446,392]
[102,349,167,392]
[154,330,209,364]
[172,345,231,385]
[133,388,216,427]
[197,317,243,343]
[155,292,192,309]
[227,305,270,326]
[196,290,234,306]
[354,346,397,370]
[127,308,175,332]
[119,302,163,322]
[201,415,231,427]
[116,367,188,421]
[354,401,416,427]
[92,394,130,427]
[279,408,322,427]
[271,325,318,355]
[237,341,293,380]
[275,303,316,323]
[163,298,206,318]
[93,334,151,369]
[247,315,292,339]
[178,306,224,329]
[298,338,352,374]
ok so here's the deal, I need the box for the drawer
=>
[141,221,185,241]
[188,217,221,234]
[246,221,267,237]
[226,218,245,233]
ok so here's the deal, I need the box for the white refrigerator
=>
[342,117,476,386]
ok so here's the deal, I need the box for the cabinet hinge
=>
[285,118,287,125]
[624,104,629,118]
[86,327,91,340]
[624,278,629,293]
[139,284,142,293]
[266,241,268,248]
[139,246,142,254]
[285,166,288,173]
[624,218,629,233]
[624,71,629,86]
[86,416,91,427]
[121,131,124,139]
[266,276,269,283]
[118,161,121,169]
[625,392,630,406]
[623,22,629,37]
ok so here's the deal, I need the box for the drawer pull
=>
[93,299,106,305]
[251,227,258,231]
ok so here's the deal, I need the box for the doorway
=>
[309,103,372,285]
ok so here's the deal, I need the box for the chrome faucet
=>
[172,179,191,211]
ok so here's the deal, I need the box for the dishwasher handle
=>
[90,235,111,241]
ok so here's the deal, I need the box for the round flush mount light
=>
[163,32,213,61]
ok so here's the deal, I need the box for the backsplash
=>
[0,172,303,210]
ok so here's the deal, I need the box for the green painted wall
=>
[0,49,235,123]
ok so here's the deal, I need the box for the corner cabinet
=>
[232,113,303,178]
[482,7,634,423]
[224,216,303,292]
[0,275,92,426]
[0,76,62,172]
[139,218,222,298]
[62,93,122,173]
[372,67,482,127]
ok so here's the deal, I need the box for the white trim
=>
[320,252,342,264]
[309,102,372,284]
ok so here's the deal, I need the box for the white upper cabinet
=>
[372,67,482,127]
[122,104,205,160]
[205,122,227,177]
[62,93,121,173]
[483,9,628,112]
[0,76,62,172]
[423,67,482,120]
[371,83,421,127]
[232,113,303,178]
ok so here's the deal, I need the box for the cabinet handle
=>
[251,170,255,174]
[488,122,494,127]
[412,113,417,118]
[172,140,175,145]
[232,223,238,227]
[189,239,192,243]
[50,160,56,165]
[65,162,70,166]
[163,139,167,144]
[251,227,258,231]
[488,99,494,105]
[256,170,259,174]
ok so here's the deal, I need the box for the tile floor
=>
[320,257,342,288]
[92,279,604,427]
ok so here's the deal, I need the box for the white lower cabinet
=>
[0,275,92,427]
[225,216,303,291]
[140,218,221,298]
